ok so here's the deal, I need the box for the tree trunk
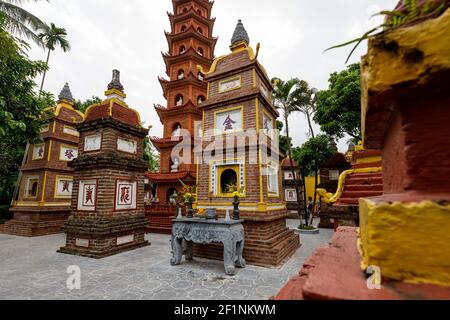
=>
[301,166,308,225]
[311,168,319,226]
[39,49,51,97]
[284,111,305,227]
[306,111,315,139]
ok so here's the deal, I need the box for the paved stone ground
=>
[0,219,333,300]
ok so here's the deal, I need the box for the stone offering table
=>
[171,218,246,275]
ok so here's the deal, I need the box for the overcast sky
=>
[24,0,397,152]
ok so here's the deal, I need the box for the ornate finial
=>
[107,69,124,92]
[58,82,74,103]
[230,19,250,48]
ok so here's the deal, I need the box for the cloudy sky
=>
[24,0,396,152]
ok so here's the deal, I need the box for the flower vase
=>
[186,202,194,218]
[233,201,240,220]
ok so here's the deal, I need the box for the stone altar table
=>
[170,218,246,275]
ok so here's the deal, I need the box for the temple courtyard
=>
[0,220,332,300]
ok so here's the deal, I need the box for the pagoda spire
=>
[230,19,250,50]
[58,82,74,104]
[105,69,126,101]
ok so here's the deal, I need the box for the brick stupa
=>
[194,20,300,267]
[2,84,84,237]
[59,70,150,258]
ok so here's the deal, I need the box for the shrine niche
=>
[58,70,150,258]
[1,83,84,237]
[195,19,300,267]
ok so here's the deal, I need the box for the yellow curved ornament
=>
[317,167,382,204]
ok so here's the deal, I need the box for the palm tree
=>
[291,80,317,139]
[38,22,70,94]
[272,78,313,224]
[0,0,47,47]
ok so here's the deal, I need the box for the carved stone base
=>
[193,211,300,267]
[1,208,70,237]
[58,214,150,258]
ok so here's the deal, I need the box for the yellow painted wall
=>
[359,198,450,287]
[305,176,320,202]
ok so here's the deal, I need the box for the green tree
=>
[73,96,102,113]
[0,0,47,47]
[314,63,361,140]
[272,77,312,222]
[38,22,70,94]
[276,120,292,157]
[144,137,160,173]
[0,20,49,210]
[294,135,335,225]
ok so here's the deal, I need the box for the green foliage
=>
[38,22,70,93]
[298,224,317,231]
[73,96,102,113]
[314,64,361,140]
[0,24,48,205]
[0,0,47,47]
[325,0,450,63]
[144,137,160,173]
[38,22,70,52]
[276,121,292,157]
[293,135,336,174]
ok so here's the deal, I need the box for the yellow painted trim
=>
[252,69,257,88]
[359,198,450,287]
[104,88,126,99]
[201,46,256,76]
[218,75,242,94]
[206,82,210,99]
[355,155,382,165]
[195,156,199,201]
[258,149,264,204]
[54,103,85,121]
[40,171,48,204]
[52,121,57,133]
[47,140,52,161]
[14,201,71,207]
[109,99,113,116]
[208,158,247,198]
[255,98,260,134]
[317,167,382,204]
[213,105,244,135]
[31,143,45,161]
[216,164,240,198]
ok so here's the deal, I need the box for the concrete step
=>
[345,184,383,192]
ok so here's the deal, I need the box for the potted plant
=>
[179,180,197,218]
[227,184,244,220]
[295,224,320,235]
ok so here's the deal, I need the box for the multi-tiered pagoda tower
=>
[148,0,217,206]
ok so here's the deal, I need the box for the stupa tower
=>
[148,0,217,205]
